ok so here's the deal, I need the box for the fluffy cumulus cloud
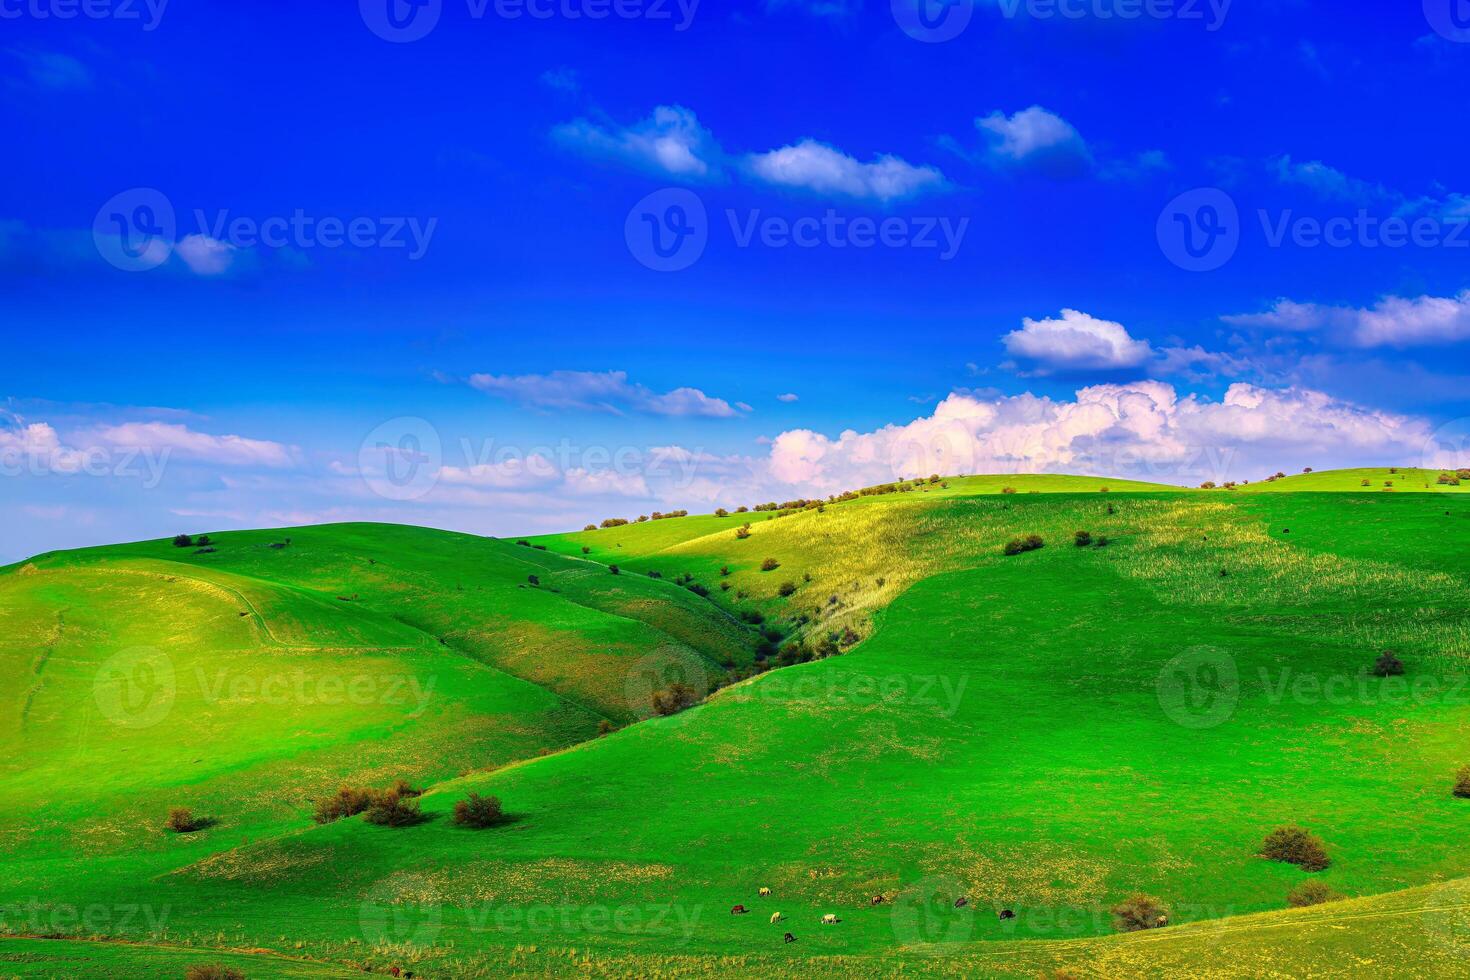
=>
[1003,309,1154,375]
[745,140,946,202]
[974,106,1093,177]
[551,105,724,181]
[1225,291,1470,348]
[172,234,237,276]
[765,382,1434,490]
[0,413,297,474]
[466,369,743,418]
[554,104,947,201]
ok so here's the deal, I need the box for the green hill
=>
[4,474,1470,977]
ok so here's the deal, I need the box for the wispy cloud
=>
[744,139,946,202]
[465,369,746,418]
[1226,290,1470,348]
[552,105,724,182]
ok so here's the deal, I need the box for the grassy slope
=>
[1234,466,1470,493]
[7,473,1470,977]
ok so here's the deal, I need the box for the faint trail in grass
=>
[18,607,65,731]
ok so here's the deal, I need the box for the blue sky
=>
[5,0,1470,562]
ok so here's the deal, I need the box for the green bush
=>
[1286,880,1343,907]
[760,557,780,571]
[652,682,700,716]
[364,788,424,827]
[172,534,193,548]
[453,792,504,829]
[778,581,797,597]
[1074,530,1092,547]
[1454,765,1470,799]
[186,966,245,980]
[1261,825,1330,871]
[166,807,203,834]
[1372,651,1405,677]
[1003,535,1045,556]
[1111,893,1169,931]
[313,786,373,824]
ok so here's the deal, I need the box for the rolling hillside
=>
[3,472,1470,978]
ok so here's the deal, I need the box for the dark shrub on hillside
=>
[597,719,614,735]
[688,583,710,597]
[608,565,620,575]
[1001,486,1017,494]
[583,524,597,531]
[166,807,203,833]
[1261,826,1330,871]
[778,581,797,597]
[388,779,422,798]
[714,508,729,517]
[1286,880,1343,907]
[719,565,730,576]
[452,792,504,829]
[581,546,591,554]
[314,785,374,824]
[1372,651,1405,677]
[1110,894,1169,932]
[364,788,424,827]
[527,574,539,586]
[195,534,212,546]
[735,525,752,540]
[186,965,245,980]
[1453,765,1470,799]
[1074,530,1092,547]
[652,682,700,716]
[761,557,780,571]
[1003,535,1045,556]
[740,610,764,625]
[600,518,629,528]
[1003,539,1025,556]
[172,534,193,548]
[1024,534,1043,550]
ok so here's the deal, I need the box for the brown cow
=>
[731,904,748,915]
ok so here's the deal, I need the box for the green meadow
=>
[5,469,1470,977]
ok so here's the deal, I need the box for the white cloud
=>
[552,105,723,181]
[173,234,237,276]
[974,106,1093,177]
[1003,309,1154,375]
[764,382,1434,491]
[1225,291,1470,348]
[465,369,743,418]
[745,139,946,202]
[1271,155,1395,204]
[91,422,297,467]
[777,392,799,402]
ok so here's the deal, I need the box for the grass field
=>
[4,471,1470,977]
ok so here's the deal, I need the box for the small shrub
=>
[388,779,422,797]
[1372,651,1404,677]
[314,786,373,824]
[452,792,504,829]
[1287,880,1343,907]
[1001,486,1017,495]
[608,564,620,575]
[583,524,597,531]
[186,966,245,980]
[714,508,729,517]
[172,534,193,548]
[195,534,212,546]
[1074,530,1092,547]
[515,539,530,547]
[778,581,797,597]
[1094,535,1110,548]
[1361,479,1372,486]
[1261,825,1330,871]
[1111,894,1168,932]
[166,807,202,833]
[761,557,781,571]
[652,682,700,716]
[1003,539,1025,556]
[527,574,539,586]
[1453,765,1470,799]
[364,789,423,827]
[735,524,752,540]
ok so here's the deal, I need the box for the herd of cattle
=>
[730,889,1015,945]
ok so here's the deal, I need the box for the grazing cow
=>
[871,895,885,906]
[770,912,783,924]
[822,913,839,924]
[731,904,748,915]
[759,887,772,897]
[998,909,1015,920]
[783,932,797,944]
[389,969,401,979]
[954,897,968,908]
